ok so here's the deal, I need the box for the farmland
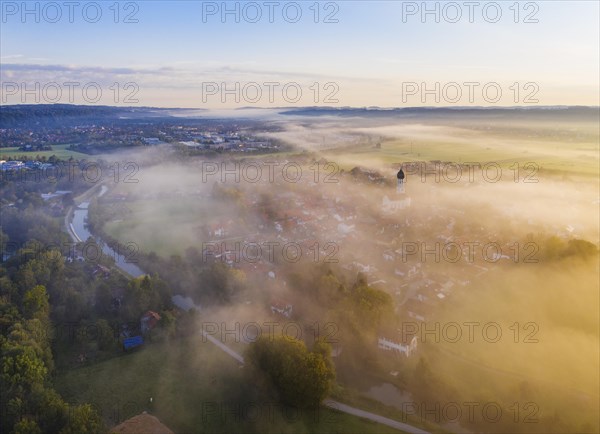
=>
[0,144,88,160]
[55,335,404,434]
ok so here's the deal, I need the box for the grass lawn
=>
[103,197,243,257]
[54,335,403,433]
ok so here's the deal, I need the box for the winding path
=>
[198,326,430,434]
[323,400,430,434]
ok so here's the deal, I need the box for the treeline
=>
[0,235,104,433]
[532,235,598,262]
[282,265,395,379]
[0,160,185,433]
[0,105,130,129]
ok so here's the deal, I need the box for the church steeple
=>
[396,167,405,194]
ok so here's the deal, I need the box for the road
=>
[323,400,431,434]
[200,327,431,434]
[200,330,245,364]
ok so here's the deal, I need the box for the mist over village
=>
[1,2,599,434]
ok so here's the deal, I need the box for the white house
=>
[270,299,292,318]
[378,335,418,357]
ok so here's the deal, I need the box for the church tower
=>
[397,167,405,194]
[382,165,411,213]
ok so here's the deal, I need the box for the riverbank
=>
[65,182,145,278]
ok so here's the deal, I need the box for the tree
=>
[61,193,75,207]
[94,285,113,316]
[564,239,598,259]
[0,230,9,254]
[317,273,346,305]
[410,357,456,405]
[184,246,201,265]
[95,319,117,352]
[1,347,48,389]
[351,281,393,329]
[63,291,86,322]
[13,418,42,434]
[22,285,49,321]
[28,383,69,433]
[245,336,335,408]
[59,404,102,434]
[312,338,336,376]
[0,295,20,326]
[199,263,245,304]
[123,275,161,319]
[158,310,176,339]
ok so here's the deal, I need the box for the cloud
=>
[0,54,25,60]
[0,63,175,75]
[0,61,376,86]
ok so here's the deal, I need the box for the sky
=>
[1,0,599,108]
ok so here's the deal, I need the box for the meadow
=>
[320,119,600,176]
[103,197,241,257]
[0,144,87,160]
[54,335,405,433]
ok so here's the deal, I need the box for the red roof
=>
[143,311,161,320]
[110,412,174,434]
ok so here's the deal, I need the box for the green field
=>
[55,335,402,433]
[323,127,600,177]
[103,197,240,257]
[0,144,88,159]
[259,117,595,177]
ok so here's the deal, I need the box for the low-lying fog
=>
[97,112,598,431]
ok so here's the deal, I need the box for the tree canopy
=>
[245,336,335,408]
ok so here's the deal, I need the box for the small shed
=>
[141,311,161,334]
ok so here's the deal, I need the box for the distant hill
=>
[2,104,598,128]
[277,105,600,120]
[0,104,200,128]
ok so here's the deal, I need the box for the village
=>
[89,155,553,367]
[2,148,559,367]
[1,114,282,155]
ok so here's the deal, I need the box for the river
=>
[67,185,201,312]
[70,193,145,278]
